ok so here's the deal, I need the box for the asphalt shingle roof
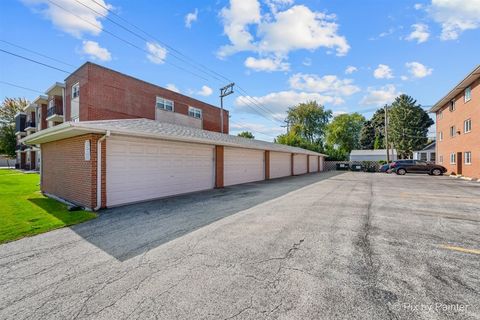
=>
[25,118,325,156]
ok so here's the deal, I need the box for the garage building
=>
[23,119,326,210]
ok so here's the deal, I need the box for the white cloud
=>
[235,91,344,118]
[414,3,424,10]
[288,73,360,96]
[185,8,198,28]
[197,85,213,96]
[360,85,400,106]
[401,75,409,81]
[428,0,480,40]
[406,23,430,43]
[302,58,312,66]
[244,56,289,72]
[146,42,167,64]
[21,0,112,38]
[345,66,358,74]
[373,64,394,79]
[405,61,433,78]
[218,0,261,57]
[165,83,180,93]
[81,40,111,61]
[218,1,350,65]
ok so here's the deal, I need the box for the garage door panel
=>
[293,154,308,175]
[270,152,291,179]
[107,136,214,207]
[309,156,318,172]
[224,147,264,186]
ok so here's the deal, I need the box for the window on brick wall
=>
[156,96,174,111]
[450,152,456,164]
[439,155,443,163]
[465,86,471,102]
[464,118,472,133]
[438,131,443,141]
[450,126,456,137]
[188,106,202,119]
[438,110,443,119]
[72,83,80,99]
[464,151,472,164]
[449,100,455,112]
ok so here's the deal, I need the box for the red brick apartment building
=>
[430,65,480,179]
[21,62,325,210]
[15,62,229,169]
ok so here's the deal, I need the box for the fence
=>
[324,161,384,172]
[0,156,15,168]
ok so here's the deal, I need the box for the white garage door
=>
[106,136,214,207]
[309,156,318,172]
[270,152,291,179]
[224,147,264,186]
[293,154,308,175]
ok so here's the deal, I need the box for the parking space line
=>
[440,245,480,255]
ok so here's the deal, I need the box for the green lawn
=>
[0,169,96,244]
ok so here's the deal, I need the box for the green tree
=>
[237,131,255,139]
[325,113,365,156]
[275,129,320,152]
[0,98,28,157]
[370,107,386,149]
[359,120,375,150]
[388,94,434,158]
[284,101,332,148]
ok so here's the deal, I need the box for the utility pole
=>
[384,105,390,162]
[219,83,234,134]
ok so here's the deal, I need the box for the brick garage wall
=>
[65,63,229,133]
[41,134,102,209]
[436,78,480,178]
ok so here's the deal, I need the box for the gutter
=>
[94,130,110,211]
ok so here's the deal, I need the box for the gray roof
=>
[350,149,397,156]
[22,118,325,156]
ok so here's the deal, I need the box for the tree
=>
[359,120,375,150]
[284,101,332,148]
[325,113,365,157]
[388,94,434,158]
[370,107,386,149]
[275,129,320,152]
[237,131,254,139]
[0,98,28,157]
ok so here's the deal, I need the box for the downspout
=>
[94,131,110,211]
[62,86,66,122]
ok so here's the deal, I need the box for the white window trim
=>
[464,119,471,133]
[439,155,443,164]
[72,82,80,99]
[449,100,455,112]
[438,131,443,141]
[438,111,443,119]
[464,87,471,103]
[156,96,174,112]
[464,151,472,165]
[188,106,202,119]
[450,126,456,137]
[450,153,456,164]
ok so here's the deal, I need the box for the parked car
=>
[391,160,447,176]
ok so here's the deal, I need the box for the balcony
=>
[25,120,36,133]
[15,113,26,136]
[15,144,27,152]
[46,105,64,123]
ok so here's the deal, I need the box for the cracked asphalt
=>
[1,171,479,320]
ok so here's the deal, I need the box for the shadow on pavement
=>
[71,171,343,261]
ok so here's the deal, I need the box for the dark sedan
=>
[391,160,447,176]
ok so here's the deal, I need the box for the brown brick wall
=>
[435,78,479,178]
[65,63,229,133]
[41,134,102,209]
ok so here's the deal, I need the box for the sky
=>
[1,0,479,141]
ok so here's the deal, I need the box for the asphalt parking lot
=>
[0,171,479,320]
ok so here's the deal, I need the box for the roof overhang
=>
[45,82,65,96]
[33,95,48,105]
[21,123,106,145]
[430,65,480,113]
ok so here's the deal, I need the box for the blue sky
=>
[1,0,479,141]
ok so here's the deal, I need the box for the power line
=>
[0,81,45,94]
[0,48,71,74]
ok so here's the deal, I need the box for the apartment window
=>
[464,119,472,133]
[420,152,428,161]
[439,155,443,164]
[156,96,174,111]
[464,86,471,102]
[72,83,80,99]
[188,106,202,119]
[449,100,455,112]
[438,131,443,141]
[430,152,436,162]
[450,153,456,164]
[48,99,54,108]
[450,126,456,137]
[438,111,443,119]
[464,151,472,164]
